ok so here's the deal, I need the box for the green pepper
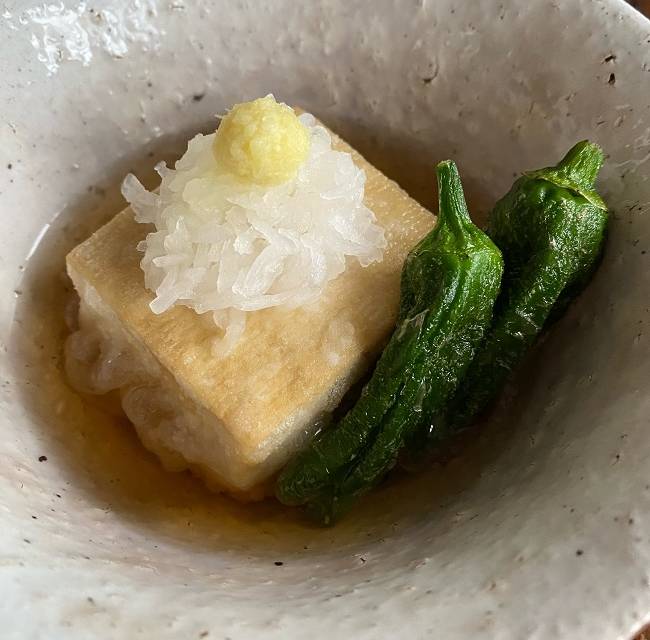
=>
[276,161,504,523]
[426,141,609,438]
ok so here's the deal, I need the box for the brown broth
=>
[9,132,506,557]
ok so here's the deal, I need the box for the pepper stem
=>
[436,160,472,237]
[525,140,607,211]
[554,140,604,190]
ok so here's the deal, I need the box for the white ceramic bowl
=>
[2,1,649,638]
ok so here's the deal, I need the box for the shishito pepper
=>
[276,161,504,523]
[428,141,609,438]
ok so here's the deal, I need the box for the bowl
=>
[1,1,649,638]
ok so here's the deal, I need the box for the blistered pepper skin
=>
[276,162,503,523]
[441,141,609,432]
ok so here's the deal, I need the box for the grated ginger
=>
[213,94,310,186]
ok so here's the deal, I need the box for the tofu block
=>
[66,121,435,499]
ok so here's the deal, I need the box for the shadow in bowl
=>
[324,112,494,227]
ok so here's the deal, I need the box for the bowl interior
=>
[1,1,650,638]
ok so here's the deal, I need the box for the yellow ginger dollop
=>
[212,95,310,186]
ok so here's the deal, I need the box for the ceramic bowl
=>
[1,1,649,638]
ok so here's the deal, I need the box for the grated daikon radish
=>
[121,99,386,355]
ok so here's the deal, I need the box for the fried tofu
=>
[66,120,435,498]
